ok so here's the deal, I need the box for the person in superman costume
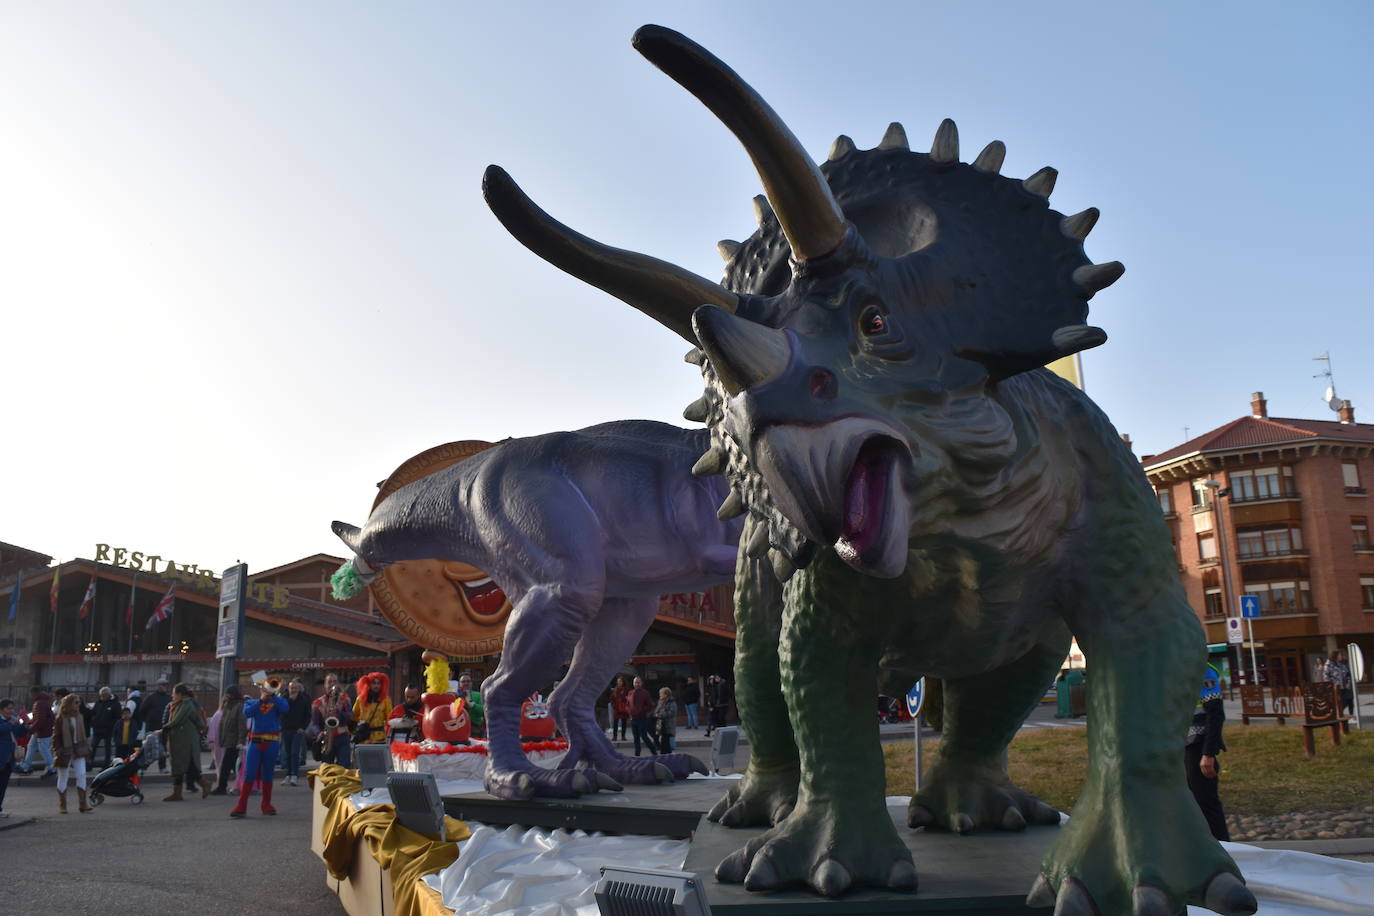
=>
[230,684,290,818]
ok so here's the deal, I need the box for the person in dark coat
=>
[212,686,247,795]
[681,676,701,730]
[628,676,658,757]
[705,675,733,736]
[89,687,123,768]
[1186,663,1230,841]
[24,687,55,777]
[280,680,312,786]
[0,698,27,817]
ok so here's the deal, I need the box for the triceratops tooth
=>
[745,522,770,558]
[752,194,774,224]
[1051,325,1108,354]
[684,347,705,366]
[717,239,741,261]
[1072,261,1126,297]
[1022,166,1057,197]
[971,140,1006,174]
[692,447,725,477]
[828,134,856,161]
[682,396,710,423]
[717,490,746,520]
[878,122,909,151]
[1060,208,1100,241]
[769,548,797,582]
[930,118,959,163]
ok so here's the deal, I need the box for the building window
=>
[1355,517,1370,550]
[1229,466,1295,502]
[1362,576,1374,609]
[1236,525,1304,559]
[1344,462,1364,494]
[1198,533,1217,561]
[1191,482,1212,509]
[1244,580,1312,616]
[1204,588,1224,618]
[1156,487,1172,515]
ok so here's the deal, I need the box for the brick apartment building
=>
[1142,393,1374,687]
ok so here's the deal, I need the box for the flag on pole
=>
[50,566,61,614]
[126,575,137,628]
[6,573,19,622]
[78,575,97,619]
[146,584,176,629]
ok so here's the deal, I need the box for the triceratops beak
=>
[691,305,792,397]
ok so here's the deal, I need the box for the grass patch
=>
[884,726,1374,816]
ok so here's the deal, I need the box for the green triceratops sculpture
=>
[483,24,1256,916]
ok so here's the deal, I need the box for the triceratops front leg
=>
[910,627,1067,833]
[708,524,800,828]
[1035,575,1255,915]
[715,549,916,897]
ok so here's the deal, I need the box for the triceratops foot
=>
[714,799,916,897]
[909,758,1060,833]
[1032,785,1256,916]
[707,762,800,828]
[483,763,596,800]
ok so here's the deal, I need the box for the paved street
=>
[0,761,342,916]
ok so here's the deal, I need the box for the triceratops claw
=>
[742,853,780,892]
[1054,878,1099,916]
[652,762,674,783]
[907,803,935,828]
[953,812,975,834]
[1026,872,1056,908]
[1001,806,1028,830]
[570,771,592,795]
[716,847,751,883]
[1131,884,1174,916]
[887,858,918,890]
[770,799,794,825]
[1203,872,1257,916]
[594,770,623,791]
[813,858,852,897]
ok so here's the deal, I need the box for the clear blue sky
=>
[2,1,1370,572]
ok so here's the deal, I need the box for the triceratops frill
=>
[483,25,1255,916]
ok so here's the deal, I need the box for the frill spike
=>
[769,548,797,582]
[752,195,774,224]
[684,347,705,365]
[878,122,909,151]
[717,490,746,520]
[1051,325,1108,354]
[972,141,1006,174]
[1023,167,1057,198]
[828,135,856,161]
[930,119,959,163]
[1060,208,1099,241]
[717,239,741,261]
[746,523,770,558]
[683,396,710,423]
[1072,261,1125,297]
[692,447,725,477]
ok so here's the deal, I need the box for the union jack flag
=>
[146,584,176,629]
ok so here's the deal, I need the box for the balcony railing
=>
[1236,547,1308,561]
[1347,486,1368,496]
[1228,487,1300,505]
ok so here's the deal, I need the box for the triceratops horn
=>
[482,165,738,342]
[692,305,792,397]
[633,25,847,262]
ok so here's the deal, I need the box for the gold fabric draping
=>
[310,764,469,916]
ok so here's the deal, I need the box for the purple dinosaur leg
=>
[552,596,708,785]
[482,583,602,800]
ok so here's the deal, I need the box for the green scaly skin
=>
[708,516,800,829]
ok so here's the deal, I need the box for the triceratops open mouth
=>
[834,435,911,578]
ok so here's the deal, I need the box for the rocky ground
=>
[1229,806,1374,841]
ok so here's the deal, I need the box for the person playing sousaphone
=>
[351,672,391,747]
[229,678,289,818]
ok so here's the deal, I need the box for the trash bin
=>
[1056,669,1085,718]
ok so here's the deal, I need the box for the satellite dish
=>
[1325,386,1343,412]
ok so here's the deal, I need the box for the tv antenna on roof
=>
[1313,352,1342,412]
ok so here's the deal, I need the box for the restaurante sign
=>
[94,543,290,608]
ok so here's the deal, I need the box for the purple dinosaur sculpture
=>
[333,420,742,799]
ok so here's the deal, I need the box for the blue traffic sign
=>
[1239,595,1260,619]
[906,677,926,719]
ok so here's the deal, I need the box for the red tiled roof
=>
[1145,415,1374,467]
[257,593,410,648]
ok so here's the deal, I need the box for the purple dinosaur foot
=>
[484,763,609,800]
[585,751,707,785]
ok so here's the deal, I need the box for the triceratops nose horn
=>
[692,306,791,396]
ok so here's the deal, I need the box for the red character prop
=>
[519,694,556,741]
[422,695,471,744]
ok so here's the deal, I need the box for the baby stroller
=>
[88,748,146,806]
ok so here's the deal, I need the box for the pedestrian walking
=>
[1324,650,1354,717]
[280,680,311,786]
[52,693,93,813]
[89,687,122,768]
[610,676,631,742]
[681,676,700,729]
[161,684,211,801]
[628,677,658,757]
[1186,664,1230,841]
[654,687,678,753]
[212,686,247,796]
[24,686,55,777]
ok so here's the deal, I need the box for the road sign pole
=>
[1349,642,1365,730]
[1247,617,1259,686]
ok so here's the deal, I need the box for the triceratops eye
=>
[858,304,888,337]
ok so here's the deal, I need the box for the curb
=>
[0,816,37,832]
[1242,837,1374,856]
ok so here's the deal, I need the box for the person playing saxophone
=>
[311,684,353,767]
[229,680,289,818]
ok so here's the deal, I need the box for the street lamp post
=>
[1205,479,1251,685]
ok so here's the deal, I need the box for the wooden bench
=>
[1239,685,1298,724]
[1300,683,1352,757]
